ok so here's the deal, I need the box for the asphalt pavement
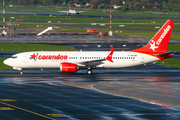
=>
[0,70,180,120]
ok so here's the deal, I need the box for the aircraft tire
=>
[87,69,92,75]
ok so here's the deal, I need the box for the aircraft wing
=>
[76,47,114,68]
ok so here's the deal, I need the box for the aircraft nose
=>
[3,58,11,66]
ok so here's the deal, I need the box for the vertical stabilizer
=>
[131,20,174,55]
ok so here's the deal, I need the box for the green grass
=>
[4,6,180,18]
[64,29,180,41]
[167,43,180,52]
[9,24,78,30]
[76,22,180,31]
[1,14,180,36]
[158,58,180,68]
[0,44,77,52]
[2,14,180,24]
[116,30,180,40]
[0,57,12,70]
[117,24,180,31]
[6,6,63,14]
[156,43,180,68]
[118,30,156,37]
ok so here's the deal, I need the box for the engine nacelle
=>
[60,63,78,73]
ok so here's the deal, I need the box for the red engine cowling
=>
[60,63,78,73]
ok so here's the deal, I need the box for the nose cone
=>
[3,58,11,66]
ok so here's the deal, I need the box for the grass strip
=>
[167,43,180,52]
[0,44,77,52]
[64,29,180,41]
[0,57,12,70]
[2,14,180,24]
[5,6,180,18]
[158,58,180,68]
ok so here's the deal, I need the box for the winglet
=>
[106,47,114,63]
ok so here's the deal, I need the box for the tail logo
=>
[150,40,158,51]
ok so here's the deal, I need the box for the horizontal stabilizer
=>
[154,51,174,59]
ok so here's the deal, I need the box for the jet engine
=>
[60,63,78,73]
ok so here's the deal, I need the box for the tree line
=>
[2,0,180,12]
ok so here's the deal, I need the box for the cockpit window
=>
[12,56,17,59]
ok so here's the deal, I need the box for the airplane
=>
[3,20,174,75]
[58,5,85,15]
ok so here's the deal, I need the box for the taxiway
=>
[0,70,180,120]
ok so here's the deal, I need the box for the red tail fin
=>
[131,20,174,55]
[69,5,71,10]
[106,47,114,63]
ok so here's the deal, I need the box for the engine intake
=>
[60,63,78,73]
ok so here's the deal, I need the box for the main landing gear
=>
[14,68,23,75]
[87,69,92,75]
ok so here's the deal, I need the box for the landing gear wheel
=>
[20,71,23,75]
[87,69,92,75]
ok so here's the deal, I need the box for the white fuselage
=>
[4,51,159,70]
[68,10,78,14]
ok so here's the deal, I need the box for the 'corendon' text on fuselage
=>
[30,53,68,61]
